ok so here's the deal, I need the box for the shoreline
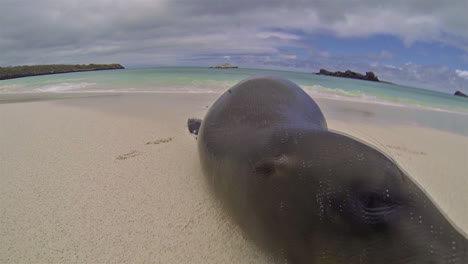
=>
[2,89,468,115]
[1,92,467,137]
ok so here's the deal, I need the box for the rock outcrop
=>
[315,69,381,82]
[454,91,467,97]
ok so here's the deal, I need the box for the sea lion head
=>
[249,128,467,263]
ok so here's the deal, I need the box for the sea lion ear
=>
[187,118,202,135]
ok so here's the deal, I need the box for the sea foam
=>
[303,85,468,115]
[35,82,96,92]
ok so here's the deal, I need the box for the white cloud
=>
[1,0,467,67]
[455,70,468,80]
[317,51,331,58]
[256,32,301,40]
[279,54,297,60]
[373,64,468,93]
[384,64,401,70]
[367,50,394,60]
[0,0,467,92]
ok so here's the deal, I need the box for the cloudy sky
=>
[1,0,467,93]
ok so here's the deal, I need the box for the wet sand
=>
[0,93,466,263]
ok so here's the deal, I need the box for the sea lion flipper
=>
[187,118,202,135]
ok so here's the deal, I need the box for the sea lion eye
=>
[357,192,400,226]
[342,190,402,229]
[360,192,389,208]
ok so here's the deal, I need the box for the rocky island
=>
[315,69,386,83]
[209,63,238,69]
[0,63,125,80]
[454,91,467,98]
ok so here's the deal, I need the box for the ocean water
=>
[1,67,467,135]
[1,67,467,113]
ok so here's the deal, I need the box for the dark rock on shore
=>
[315,69,383,82]
[454,91,467,97]
[0,63,125,80]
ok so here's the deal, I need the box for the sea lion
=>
[188,76,467,263]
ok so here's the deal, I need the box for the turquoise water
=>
[1,67,467,114]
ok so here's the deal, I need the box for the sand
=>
[0,93,466,263]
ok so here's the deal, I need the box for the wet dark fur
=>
[192,76,467,263]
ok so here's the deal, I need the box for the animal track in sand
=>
[116,150,142,160]
[145,137,173,145]
[116,137,173,161]
[386,144,427,155]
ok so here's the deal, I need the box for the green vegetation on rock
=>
[0,63,125,80]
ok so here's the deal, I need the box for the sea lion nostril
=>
[254,164,274,176]
[254,159,275,177]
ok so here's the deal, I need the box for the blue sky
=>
[1,0,467,93]
[296,33,466,69]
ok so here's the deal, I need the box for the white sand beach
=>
[1,94,467,263]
